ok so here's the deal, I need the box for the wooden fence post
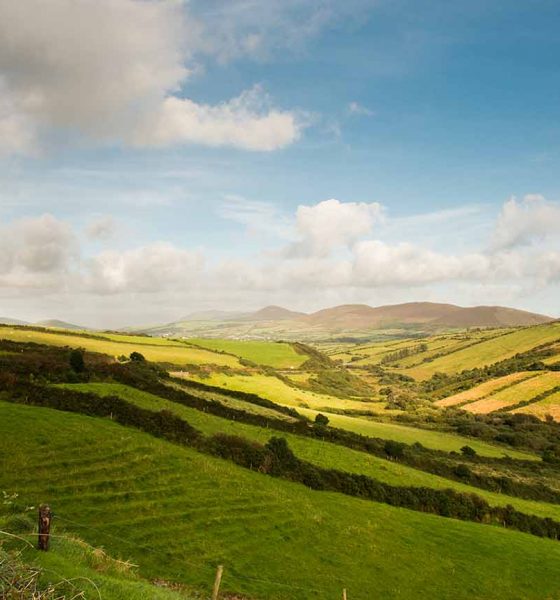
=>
[342,588,347,600]
[38,505,51,551]
[211,565,223,600]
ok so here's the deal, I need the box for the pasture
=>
[436,372,538,408]
[177,371,379,412]
[58,382,557,520]
[0,326,239,367]
[403,323,560,380]
[2,401,560,600]
[187,338,308,368]
[464,372,560,414]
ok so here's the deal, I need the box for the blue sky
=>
[0,0,559,327]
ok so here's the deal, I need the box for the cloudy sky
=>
[1,0,560,328]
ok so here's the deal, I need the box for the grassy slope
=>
[465,372,560,414]
[0,530,193,600]
[435,372,537,407]
[2,401,560,600]
[403,323,560,380]
[181,373,534,459]
[513,390,560,420]
[180,372,378,412]
[56,383,555,520]
[0,326,239,367]
[187,338,308,368]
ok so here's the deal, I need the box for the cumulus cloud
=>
[0,197,559,321]
[0,0,301,154]
[0,214,78,288]
[491,195,560,250]
[86,243,204,294]
[293,198,384,256]
[86,216,117,241]
[133,85,300,151]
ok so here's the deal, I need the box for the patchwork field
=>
[187,338,308,368]
[513,390,560,421]
[403,323,560,380]
[0,326,240,367]
[436,372,539,408]
[464,372,560,414]
[177,371,380,412]
[2,401,560,600]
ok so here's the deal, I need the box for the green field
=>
[2,401,560,600]
[0,525,193,600]
[188,338,308,368]
[57,383,558,520]
[403,323,560,380]
[179,371,378,411]
[178,372,535,459]
[0,326,239,367]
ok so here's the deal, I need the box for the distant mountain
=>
[0,317,29,325]
[303,302,554,330]
[241,305,307,321]
[180,310,247,322]
[34,319,86,331]
[129,302,555,340]
[432,306,554,328]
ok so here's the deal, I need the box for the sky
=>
[1,0,560,328]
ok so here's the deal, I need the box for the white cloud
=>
[133,85,301,151]
[0,197,559,322]
[491,195,560,250]
[294,198,385,256]
[0,214,78,288]
[0,0,301,154]
[347,101,375,117]
[87,243,204,294]
[86,216,117,241]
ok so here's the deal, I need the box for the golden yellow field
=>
[435,372,536,408]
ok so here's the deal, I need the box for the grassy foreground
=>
[2,402,560,599]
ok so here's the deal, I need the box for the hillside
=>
[34,319,86,330]
[133,302,554,340]
[3,401,560,600]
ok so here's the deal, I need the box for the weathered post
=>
[211,564,224,600]
[38,505,51,551]
[343,588,348,600]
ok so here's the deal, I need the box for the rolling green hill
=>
[2,401,560,600]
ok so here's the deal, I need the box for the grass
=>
[177,372,536,459]
[187,338,308,368]
[464,372,560,414]
[57,382,558,521]
[0,326,239,367]
[2,401,560,600]
[296,407,536,460]
[513,390,560,421]
[0,526,193,599]
[435,372,538,408]
[180,372,377,412]
[403,323,560,380]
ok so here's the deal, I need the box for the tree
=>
[129,351,145,362]
[384,440,406,459]
[460,445,477,458]
[314,413,329,428]
[69,349,85,373]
